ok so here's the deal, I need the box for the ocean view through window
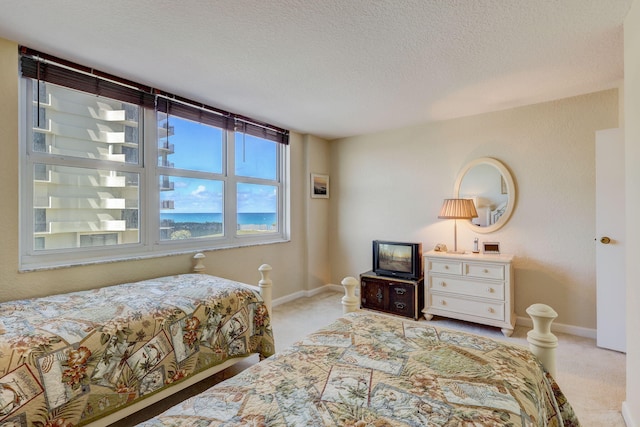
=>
[160,212,278,237]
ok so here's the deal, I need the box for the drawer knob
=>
[394,302,406,310]
[483,269,489,273]
[487,307,494,313]
[440,281,447,287]
[395,288,407,295]
[444,265,449,270]
[486,287,493,293]
[440,300,447,306]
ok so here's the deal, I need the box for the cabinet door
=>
[361,278,386,310]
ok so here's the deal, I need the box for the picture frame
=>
[311,173,329,198]
[482,242,501,254]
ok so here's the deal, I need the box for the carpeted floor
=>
[116,290,626,426]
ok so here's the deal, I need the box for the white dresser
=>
[424,250,515,336]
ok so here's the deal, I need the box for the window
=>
[19,48,289,270]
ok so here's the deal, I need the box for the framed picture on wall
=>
[311,173,329,198]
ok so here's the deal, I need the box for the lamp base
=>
[447,250,466,254]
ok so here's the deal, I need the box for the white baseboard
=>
[272,290,306,307]
[622,401,635,427]
[322,283,345,294]
[516,315,596,339]
[272,283,344,307]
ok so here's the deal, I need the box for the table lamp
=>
[438,198,478,254]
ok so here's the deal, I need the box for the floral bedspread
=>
[0,273,274,426]
[139,311,579,427]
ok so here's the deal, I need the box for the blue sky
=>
[160,116,277,213]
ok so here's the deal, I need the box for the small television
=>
[372,240,423,280]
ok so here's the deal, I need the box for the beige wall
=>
[0,37,324,302]
[0,40,19,296]
[624,0,639,424]
[329,90,619,331]
[304,135,332,290]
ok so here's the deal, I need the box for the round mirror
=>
[454,157,516,233]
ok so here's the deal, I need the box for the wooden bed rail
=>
[339,276,559,376]
[192,252,273,314]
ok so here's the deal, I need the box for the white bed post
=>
[193,252,206,273]
[526,303,559,377]
[341,276,360,314]
[258,264,273,314]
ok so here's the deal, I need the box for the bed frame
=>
[340,276,559,377]
[85,253,273,427]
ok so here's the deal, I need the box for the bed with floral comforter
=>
[139,311,579,427]
[0,273,274,426]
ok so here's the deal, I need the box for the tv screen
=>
[373,240,422,280]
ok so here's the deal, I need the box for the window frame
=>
[19,53,290,272]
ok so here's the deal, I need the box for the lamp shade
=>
[438,199,478,219]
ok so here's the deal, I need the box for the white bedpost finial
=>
[341,276,359,314]
[526,303,559,378]
[193,252,206,273]
[258,264,273,314]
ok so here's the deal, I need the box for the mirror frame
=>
[454,157,516,234]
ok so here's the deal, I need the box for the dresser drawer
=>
[428,293,505,321]
[429,275,504,300]
[465,263,504,280]
[429,259,463,275]
[389,283,414,304]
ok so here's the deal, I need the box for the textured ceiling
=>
[0,0,632,140]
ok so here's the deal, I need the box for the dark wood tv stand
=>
[360,271,424,320]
